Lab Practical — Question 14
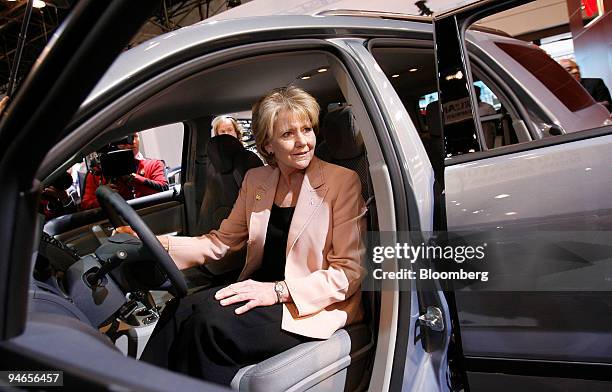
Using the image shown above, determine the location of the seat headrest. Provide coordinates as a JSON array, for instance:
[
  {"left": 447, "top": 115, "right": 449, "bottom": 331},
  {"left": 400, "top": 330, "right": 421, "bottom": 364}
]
[
  {"left": 426, "top": 101, "right": 442, "bottom": 137},
  {"left": 208, "top": 135, "right": 245, "bottom": 174},
  {"left": 321, "top": 106, "right": 365, "bottom": 160}
]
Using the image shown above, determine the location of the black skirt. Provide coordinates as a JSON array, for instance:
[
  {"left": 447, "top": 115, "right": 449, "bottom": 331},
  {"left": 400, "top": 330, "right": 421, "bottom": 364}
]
[{"left": 140, "top": 286, "right": 313, "bottom": 386}]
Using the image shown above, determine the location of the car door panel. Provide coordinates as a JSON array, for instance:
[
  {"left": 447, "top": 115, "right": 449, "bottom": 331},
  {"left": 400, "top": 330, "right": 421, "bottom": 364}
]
[
  {"left": 446, "top": 130, "right": 612, "bottom": 364},
  {"left": 446, "top": 132, "right": 612, "bottom": 232}
]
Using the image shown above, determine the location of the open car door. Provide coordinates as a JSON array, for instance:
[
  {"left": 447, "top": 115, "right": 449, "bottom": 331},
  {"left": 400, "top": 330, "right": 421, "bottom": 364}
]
[{"left": 434, "top": 0, "right": 612, "bottom": 391}]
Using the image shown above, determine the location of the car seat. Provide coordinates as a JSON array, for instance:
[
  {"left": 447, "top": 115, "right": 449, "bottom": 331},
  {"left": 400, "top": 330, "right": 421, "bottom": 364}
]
[
  {"left": 196, "top": 135, "right": 263, "bottom": 277},
  {"left": 231, "top": 106, "right": 378, "bottom": 391},
  {"left": 315, "top": 105, "right": 372, "bottom": 203}
]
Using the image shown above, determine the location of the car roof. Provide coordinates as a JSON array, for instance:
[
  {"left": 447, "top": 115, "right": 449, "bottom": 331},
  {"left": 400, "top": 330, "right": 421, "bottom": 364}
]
[
  {"left": 85, "top": 15, "right": 433, "bottom": 107},
  {"left": 205, "top": 0, "right": 475, "bottom": 21}
]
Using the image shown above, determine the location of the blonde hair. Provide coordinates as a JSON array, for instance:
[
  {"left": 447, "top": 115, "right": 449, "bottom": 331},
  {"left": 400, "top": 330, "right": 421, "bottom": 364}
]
[
  {"left": 212, "top": 116, "right": 243, "bottom": 139},
  {"left": 252, "top": 85, "right": 320, "bottom": 165}
]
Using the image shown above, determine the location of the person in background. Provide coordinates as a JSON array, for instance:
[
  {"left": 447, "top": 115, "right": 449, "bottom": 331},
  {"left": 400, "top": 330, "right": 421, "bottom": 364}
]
[
  {"left": 559, "top": 58, "right": 611, "bottom": 112},
  {"left": 81, "top": 133, "right": 168, "bottom": 210},
  {"left": 212, "top": 115, "right": 243, "bottom": 140}
]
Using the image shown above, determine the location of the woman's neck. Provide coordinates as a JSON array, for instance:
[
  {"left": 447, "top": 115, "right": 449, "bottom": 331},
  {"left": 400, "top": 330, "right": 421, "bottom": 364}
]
[{"left": 277, "top": 165, "right": 304, "bottom": 188}]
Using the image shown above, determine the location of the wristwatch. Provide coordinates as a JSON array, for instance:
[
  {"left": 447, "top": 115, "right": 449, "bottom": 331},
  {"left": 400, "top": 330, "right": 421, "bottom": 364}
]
[{"left": 274, "top": 281, "right": 285, "bottom": 304}]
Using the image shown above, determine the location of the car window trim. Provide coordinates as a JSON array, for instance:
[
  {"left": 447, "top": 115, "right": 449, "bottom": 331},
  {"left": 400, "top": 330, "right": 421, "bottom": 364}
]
[
  {"left": 367, "top": 37, "right": 434, "bottom": 51},
  {"left": 446, "top": 123, "right": 612, "bottom": 165}
]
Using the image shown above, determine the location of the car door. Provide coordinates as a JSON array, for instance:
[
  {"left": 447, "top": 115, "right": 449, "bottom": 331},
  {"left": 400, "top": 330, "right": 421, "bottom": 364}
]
[{"left": 433, "top": 0, "right": 612, "bottom": 390}]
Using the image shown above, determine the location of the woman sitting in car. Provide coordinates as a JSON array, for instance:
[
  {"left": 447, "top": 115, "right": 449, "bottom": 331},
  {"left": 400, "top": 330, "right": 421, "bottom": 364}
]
[{"left": 139, "top": 85, "right": 367, "bottom": 386}]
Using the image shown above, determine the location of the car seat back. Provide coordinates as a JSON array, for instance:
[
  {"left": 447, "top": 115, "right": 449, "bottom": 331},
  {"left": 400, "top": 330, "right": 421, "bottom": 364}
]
[
  {"left": 318, "top": 105, "right": 372, "bottom": 203},
  {"left": 197, "top": 135, "right": 263, "bottom": 276}
]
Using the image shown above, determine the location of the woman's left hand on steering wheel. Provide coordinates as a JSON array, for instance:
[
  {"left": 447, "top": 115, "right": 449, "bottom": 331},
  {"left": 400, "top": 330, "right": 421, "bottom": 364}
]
[{"left": 215, "top": 279, "right": 278, "bottom": 314}]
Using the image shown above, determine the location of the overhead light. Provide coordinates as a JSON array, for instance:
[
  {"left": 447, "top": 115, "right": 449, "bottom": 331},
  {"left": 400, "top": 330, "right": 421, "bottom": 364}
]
[
  {"left": 33, "top": 0, "right": 46, "bottom": 8},
  {"left": 317, "top": 68, "right": 328, "bottom": 73},
  {"left": 391, "top": 74, "right": 400, "bottom": 78},
  {"left": 301, "top": 76, "right": 311, "bottom": 80},
  {"left": 409, "top": 68, "right": 418, "bottom": 72}
]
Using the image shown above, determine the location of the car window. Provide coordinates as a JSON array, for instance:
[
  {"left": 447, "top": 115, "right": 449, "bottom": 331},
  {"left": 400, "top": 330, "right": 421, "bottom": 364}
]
[
  {"left": 418, "top": 77, "right": 524, "bottom": 153},
  {"left": 376, "top": 0, "right": 610, "bottom": 159},
  {"left": 473, "top": 0, "right": 611, "bottom": 137},
  {"left": 40, "top": 123, "right": 184, "bottom": 220},
  {"left": 495, "top": 42, "right": 594, "bottom": 112}
]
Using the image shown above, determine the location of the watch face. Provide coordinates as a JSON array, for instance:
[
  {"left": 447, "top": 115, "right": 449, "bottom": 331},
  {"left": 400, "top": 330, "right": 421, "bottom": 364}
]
[{"left": 275, "top": 282, "right": 283, "bottom": 292}]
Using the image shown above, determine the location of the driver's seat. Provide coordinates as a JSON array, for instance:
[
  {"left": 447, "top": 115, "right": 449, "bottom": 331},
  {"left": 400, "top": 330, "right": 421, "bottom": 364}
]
[
  {"left": 230, "top": 324, "right": 373, "bottom": 391},
  {"left": 230, "top": 106, "right": 376, "bottom": 391}
]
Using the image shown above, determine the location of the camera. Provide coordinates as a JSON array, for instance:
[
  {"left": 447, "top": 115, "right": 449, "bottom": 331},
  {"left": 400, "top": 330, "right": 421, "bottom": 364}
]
[
  {"left": 86, "top": 140, "right": 136, "bottom": 180},
  {"left": 100, "top": 149, "right": 137, "bottom": 179}
]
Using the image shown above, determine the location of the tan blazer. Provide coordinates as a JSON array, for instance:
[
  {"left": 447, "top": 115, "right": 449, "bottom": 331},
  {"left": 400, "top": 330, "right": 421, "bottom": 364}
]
[{"left": 158, "top": 156, "right": 367, "bottom": 339}]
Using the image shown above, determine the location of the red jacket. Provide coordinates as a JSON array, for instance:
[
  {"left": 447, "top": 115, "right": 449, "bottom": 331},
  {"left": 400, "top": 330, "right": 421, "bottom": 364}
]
[{"left": 81, "top": 158, "right": 168, "bottom": 210}]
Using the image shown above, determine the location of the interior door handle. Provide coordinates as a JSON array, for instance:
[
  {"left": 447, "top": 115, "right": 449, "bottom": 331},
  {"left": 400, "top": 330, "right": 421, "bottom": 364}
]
[{"left": 419, "top": 306, "right": 445, "bottom": 332}]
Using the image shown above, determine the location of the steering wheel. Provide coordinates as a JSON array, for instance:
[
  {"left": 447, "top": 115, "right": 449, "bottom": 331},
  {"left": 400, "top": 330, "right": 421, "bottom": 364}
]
[{"left": 95, "top": 185, "right": 188, "bottom": 298}]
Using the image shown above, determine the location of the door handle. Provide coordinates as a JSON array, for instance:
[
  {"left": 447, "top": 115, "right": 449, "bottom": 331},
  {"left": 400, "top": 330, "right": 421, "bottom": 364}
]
[{"left": 419, "top": 306, "right": 444, "bottom": 332}]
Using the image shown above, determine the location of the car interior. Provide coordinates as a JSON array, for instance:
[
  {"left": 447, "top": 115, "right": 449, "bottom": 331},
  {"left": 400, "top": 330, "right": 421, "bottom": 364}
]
[{"left": 28, "top": 48, "right": 392, "bottom": 390}]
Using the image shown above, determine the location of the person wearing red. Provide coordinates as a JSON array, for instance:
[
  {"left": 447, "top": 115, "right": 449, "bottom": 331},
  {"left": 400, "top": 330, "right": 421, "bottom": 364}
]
[{"left": 81, "top": 133, "right": 169, "bottom": 210}]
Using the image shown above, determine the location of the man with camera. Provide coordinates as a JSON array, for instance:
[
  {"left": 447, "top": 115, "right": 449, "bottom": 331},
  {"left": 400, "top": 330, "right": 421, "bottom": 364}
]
[{"left": 80, "top": 133, "right": 169, "bottom": 210}]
